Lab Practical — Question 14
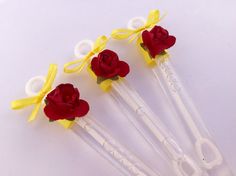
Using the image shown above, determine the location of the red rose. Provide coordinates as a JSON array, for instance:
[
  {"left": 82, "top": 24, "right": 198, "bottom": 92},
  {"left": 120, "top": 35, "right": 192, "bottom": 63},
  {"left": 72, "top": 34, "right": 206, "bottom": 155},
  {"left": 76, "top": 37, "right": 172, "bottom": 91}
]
[
  {"left": 142, "top": 26, "right": 176, "bottom": 58},
  {"left": 44, "top": 83, "right": 89, "bottom": 121},
  {"left": 91, "top": 49, "right": 130, "bottom": 79}
]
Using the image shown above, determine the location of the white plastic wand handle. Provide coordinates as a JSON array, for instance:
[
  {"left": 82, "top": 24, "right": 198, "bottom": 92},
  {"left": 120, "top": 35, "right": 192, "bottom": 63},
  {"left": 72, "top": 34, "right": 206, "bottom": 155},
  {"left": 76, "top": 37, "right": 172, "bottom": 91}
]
[
  {"left": 127, "top": 15, "right": 230, "bottom": 175},
  {"left": 112, "top": 81, "right": 205, "bottom": 176},
  {"left": 24, "top": 75, "right": 159, "bottom": 176},
  {"left": 72, "top": 118, "right": 159, "bottom": 176},
  {"left": 153, "top": 60, "right": 223, "bottom": 169}
]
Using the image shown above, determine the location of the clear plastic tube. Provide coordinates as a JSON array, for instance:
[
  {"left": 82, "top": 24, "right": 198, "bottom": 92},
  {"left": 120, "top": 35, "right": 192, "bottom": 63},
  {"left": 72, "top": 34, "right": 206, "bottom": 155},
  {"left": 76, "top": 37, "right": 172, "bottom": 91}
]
[
  {"left": 110, "top": 80, "right": 207, "bottom": 176},
  {"left": 23, "top": 73, "right": 161, "bottom": 176},
  {"left": 152, "top": 59, "right": 234, "bottom": 176},
  {"left": 71, "top": 117, "right": 161, "bottom": 176}
]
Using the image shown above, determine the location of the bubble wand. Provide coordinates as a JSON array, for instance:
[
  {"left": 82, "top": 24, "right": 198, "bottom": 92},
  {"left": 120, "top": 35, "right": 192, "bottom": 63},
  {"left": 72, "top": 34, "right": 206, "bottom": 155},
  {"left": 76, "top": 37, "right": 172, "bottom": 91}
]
[
  {"left": 64, "top": 36, "right": 204, "bottom": 176},
  {"left": 111, "top": 9, "right": 233, "bottom": 176},
  {"left": 11, "top": 64, "right": 162, "bottom": 176}
]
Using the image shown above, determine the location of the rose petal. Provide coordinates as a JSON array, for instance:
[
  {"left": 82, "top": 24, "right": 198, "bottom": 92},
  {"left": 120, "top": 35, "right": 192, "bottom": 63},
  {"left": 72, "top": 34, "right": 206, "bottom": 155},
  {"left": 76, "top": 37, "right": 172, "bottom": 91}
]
[
  {"left": 44, "top": 84, "right": 90, "bottom": 121},
  {"left": 53, "top": 102, "right": 75, "bottom": 117},
  {"left": 165, "top": 36, "right": 176, "bottom": 48},
  {"left": 91, "top": 49, "right": 129, "bottom": 79},
  {"left": 142, "top": 30, "right": 153, "bottom": 47},
  {"left": 142, "top": 26, "right": 176, "bottom": 58},
  {"left": 150, "top": 26, "right": 159, "bottom": 33},
  {"left": 142, "top": 30, "right": 160, "bottom": 58},
  {"left": 99, "top": 50, "right": 119, "bottom": 73},
  {"left": 44, "top": 103, "right": 63, "bottom": 121},
  {"left": 118, "top": 61, "right": 130, "bottom": 77},
  {"left": 46, "top": 87, "right": 63, "bottom": 104},
  {"left": 153, "top": 43, "right": 166, "bottom": 55},
  {"left": 73, "top": 88, "right": 80, "bottom": 99},
  {"left": 100, "top": 49, "right": 119, "bottom": 63},
  {"left": 62, "top": 84, "right": 80, "bottom": 103},
  {"left": 58, "top": 83, "right": 74, "bottom": 94},
  {"left": 75, "top": 99, "right": 89, "bottom": 117},
  {"left": 102, "top": 69, "right": 119, "bottom": 79},
  {"left": 91, "top": 57, "right": 103, "bottom": 77},
  {"left": 158, "top": 26, "right": 169, "bottom": 39}
]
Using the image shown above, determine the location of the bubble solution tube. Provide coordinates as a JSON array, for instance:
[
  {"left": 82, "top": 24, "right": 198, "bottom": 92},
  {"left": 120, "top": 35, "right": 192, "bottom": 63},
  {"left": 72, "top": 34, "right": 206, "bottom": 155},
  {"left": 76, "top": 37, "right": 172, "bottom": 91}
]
[
  {"left": 64, "top": 36, "right": 206, "bottom": 176},
  {"left": 11, "top": 64, "right": 162, "bottom": 176},
  {"left": 111, "top": 9, "right": 234, "bottom": 176}
]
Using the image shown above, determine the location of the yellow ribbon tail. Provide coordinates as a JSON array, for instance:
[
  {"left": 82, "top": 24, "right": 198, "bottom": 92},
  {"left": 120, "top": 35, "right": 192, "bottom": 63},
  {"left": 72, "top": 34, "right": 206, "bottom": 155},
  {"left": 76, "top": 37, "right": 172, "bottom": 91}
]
[
  {"left": 42, "top": 64, "right": 57, "bottom": 90},
  {"left": 111, "top": 9, "right": 162, "bottom": 41},
  {"left": 11, "top": 96, "right": 39, "bottom": 110},
  {"left": 64, "top": 35, "right": 109, "bottom": 74},
  {"left": 146, "top": 9, "right": 160, "bottom": 27},
  {"left": 128, "top": 33, "right": 141, "bottom": 43},
  {"left": 111, "top": 29, "right": 135, "bottom": 40},
  {"left": 159, "top": 11, "right": 167, "bottom": 22},
  {"left": 11, "top": 64, "right": 58, "bottom": 122},
  {"left": 93, "top": 35, "right": 109, "bottom": 52},
  {"left": 28, "top": 103, "right": 41, "bottom": 122},
  {"left": 64, "top": 59, "right": 85, "bottom": 74}
]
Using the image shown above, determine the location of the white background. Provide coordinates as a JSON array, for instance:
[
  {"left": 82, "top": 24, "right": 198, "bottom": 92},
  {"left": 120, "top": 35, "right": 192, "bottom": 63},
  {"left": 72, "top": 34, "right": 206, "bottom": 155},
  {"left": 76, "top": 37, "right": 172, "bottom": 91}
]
[{"left": 0, "top": 0, "right": 235, "bottom": 175}]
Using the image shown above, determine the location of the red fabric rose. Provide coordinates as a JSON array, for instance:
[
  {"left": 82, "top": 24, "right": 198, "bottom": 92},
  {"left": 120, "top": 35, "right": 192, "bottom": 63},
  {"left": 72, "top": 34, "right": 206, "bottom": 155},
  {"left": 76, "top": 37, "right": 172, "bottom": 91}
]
[
  {"left": 91, "top": 49, "right": 130, "bottom": 79},
  {"left": 142, "top": 26, "right": 176, "bottom": 58},
  {"left": 44, "top": 83, "right": 89, "bottom": 121}
]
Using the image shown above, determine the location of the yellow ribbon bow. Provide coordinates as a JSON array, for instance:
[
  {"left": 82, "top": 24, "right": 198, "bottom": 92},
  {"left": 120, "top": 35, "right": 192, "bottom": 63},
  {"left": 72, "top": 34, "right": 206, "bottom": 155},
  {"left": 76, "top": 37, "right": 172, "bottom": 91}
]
[
  {"left": 64, "top": 35, "right": 108, "bottom": 74},
  {"left": 11, "top": 64, "right": 57, "bottom": 122},
  {"left": 111, "top": 10, "right": 161, "bottom": 42}
]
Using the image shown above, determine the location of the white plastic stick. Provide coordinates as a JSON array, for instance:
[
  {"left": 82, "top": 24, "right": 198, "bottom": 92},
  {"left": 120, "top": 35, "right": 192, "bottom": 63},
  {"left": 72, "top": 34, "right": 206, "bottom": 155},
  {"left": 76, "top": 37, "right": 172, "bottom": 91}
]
[
  {"left": 152, "top": 61, "right": 223, "bottom": 169},
  {"left": 127, "top": 16, "right": 224, "bottom": 171},
  {"left": 25, "top": 76, "right": 160, "bottom": 176},
  {"left": 112, "top": 81, "right": 205, "bottom": 176},
  {"left": 73, "top": 38, "right": 205, "bottom": 176},
  {"left": 73, "top": 118, "right": 160, "bottom": 176}
]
